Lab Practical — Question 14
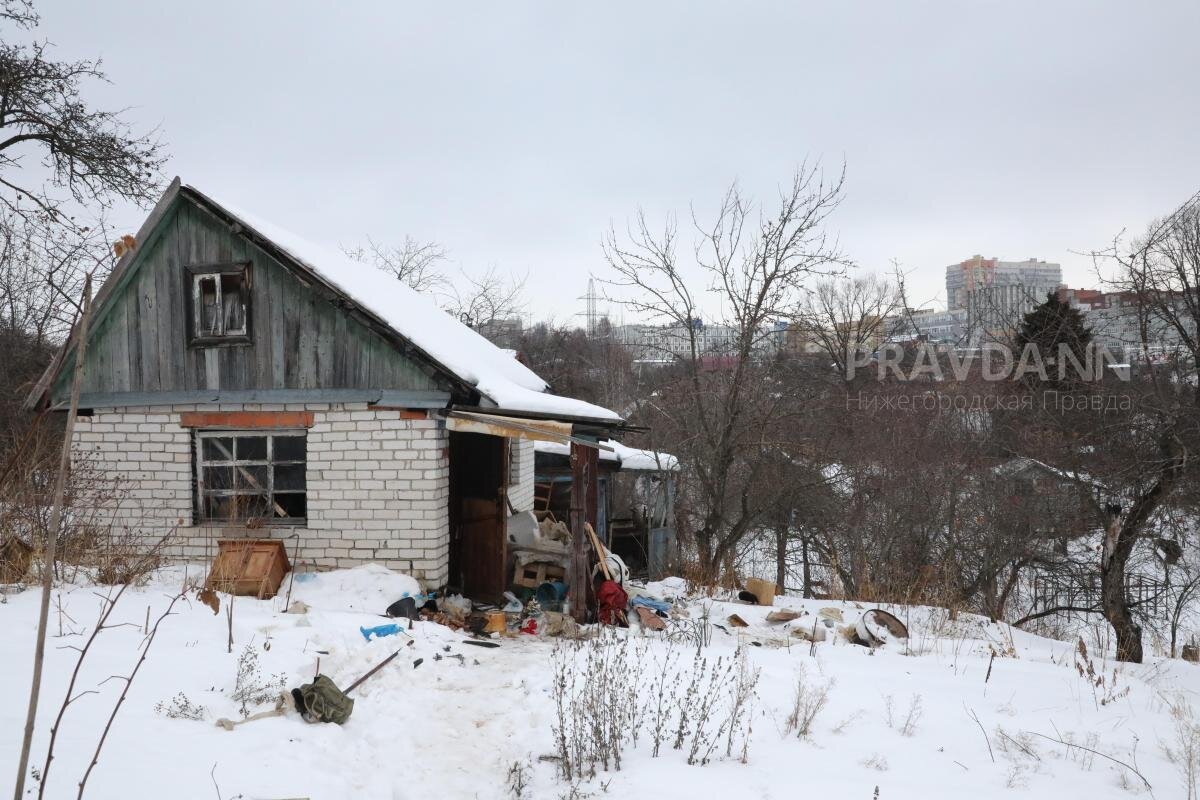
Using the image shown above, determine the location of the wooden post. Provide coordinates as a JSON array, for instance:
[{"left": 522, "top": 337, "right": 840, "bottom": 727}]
[
  {"left": 14, "top": 276, "right": 92, "bottom": 800},
  {"left": 568, "top": 442, "right": 591, "bottom": 623}
]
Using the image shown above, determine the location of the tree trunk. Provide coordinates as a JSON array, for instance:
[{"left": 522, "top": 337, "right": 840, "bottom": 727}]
[
  {"left": 801, "top": 534, "right": 813, "bottom": 599},
  {"left": 694, "top": 530, "right": 717, "bottom": 585},
  {"left": 1100, "top": 510, "right": 1144, "bottom": 663},
  {"left": 774, "top": 525, "right": 787, "bottom": 594}
]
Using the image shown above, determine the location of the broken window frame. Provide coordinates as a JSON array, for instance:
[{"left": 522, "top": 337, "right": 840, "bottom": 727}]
[
  {"left": 194, "top": 429, "right": 306, "bottom": 525},
  {"left": 187, "top": 262, "right": 252, "bottom": 345}
]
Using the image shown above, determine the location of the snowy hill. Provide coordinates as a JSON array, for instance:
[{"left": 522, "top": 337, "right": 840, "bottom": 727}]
[{"left": 3, "top": 565, "right": 1198, "bottom": 799}]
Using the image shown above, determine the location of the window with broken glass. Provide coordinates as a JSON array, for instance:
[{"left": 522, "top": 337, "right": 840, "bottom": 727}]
[
  {"left": 189, "top": 263, "right": 250, "bottom": 343},
  {"left": 195, "top": 431, "right": 306, "bottom": 523}
]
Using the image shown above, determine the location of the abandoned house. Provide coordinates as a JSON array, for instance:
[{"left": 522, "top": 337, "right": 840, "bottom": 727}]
[{"left": 26, "top": 178, "right": 628, "bottom": 600}]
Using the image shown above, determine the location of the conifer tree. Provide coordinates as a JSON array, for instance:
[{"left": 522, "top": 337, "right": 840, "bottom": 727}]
[{"left": 1014, "top": 291, "right": 1094, "bottom": 388}]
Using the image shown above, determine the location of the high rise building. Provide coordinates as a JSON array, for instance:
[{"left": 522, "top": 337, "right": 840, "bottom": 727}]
[
  {"left": 945, "top": 255, "right": 1062, "bottom": 339},
  {"left": 945, "top": 255, "right": 1062, "bottom": 311}
]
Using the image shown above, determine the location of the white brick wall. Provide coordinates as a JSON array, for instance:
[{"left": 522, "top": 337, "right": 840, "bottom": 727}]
[
  {"left": 71, "top": 403, "right": 451, "bottom": 586},
  {"left": 508, "top": 438, "right": 535, "bottom": 513}
]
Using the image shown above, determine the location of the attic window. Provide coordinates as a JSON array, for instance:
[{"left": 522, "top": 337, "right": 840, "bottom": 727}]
[{"left": 189, "top": 262, "right": 250, "bottom": 344}]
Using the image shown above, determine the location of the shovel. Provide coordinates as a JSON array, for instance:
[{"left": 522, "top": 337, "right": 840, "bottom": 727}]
[{"left": 291, "top": 646, "right": 406, "bottom": 723}]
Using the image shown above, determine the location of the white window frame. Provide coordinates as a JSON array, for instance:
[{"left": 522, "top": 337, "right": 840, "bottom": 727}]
[{"left": 188, "top": 262, "right": 250, "bottom": 343}]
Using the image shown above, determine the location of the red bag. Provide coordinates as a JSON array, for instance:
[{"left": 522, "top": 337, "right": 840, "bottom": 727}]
[{"left": 596, "top": 580, "right": 629, "bottom": 625}]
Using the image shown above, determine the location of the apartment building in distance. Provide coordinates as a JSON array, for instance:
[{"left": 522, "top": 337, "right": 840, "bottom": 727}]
[
  {"left": 945, "top": 255, "right": 1063, "bottom": 340},
  {"left": 1058, "top": 287, "right": 1198, "bottom": 359},
  {"left": 945, "top": 255, "right": 1063, "bottom": 311}
]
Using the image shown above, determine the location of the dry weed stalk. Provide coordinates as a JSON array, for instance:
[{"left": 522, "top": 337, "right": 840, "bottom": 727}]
[
  {"left": 1161, "top": 696, "right": 1200, "bottom": 799},
  {"left": 785, "top": 664, "right": 832, "bottom": 739}
]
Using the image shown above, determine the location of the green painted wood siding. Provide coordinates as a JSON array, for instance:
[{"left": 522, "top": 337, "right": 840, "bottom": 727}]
[{"left": 51, "top": 196, "right": 447, "bottom": 404}]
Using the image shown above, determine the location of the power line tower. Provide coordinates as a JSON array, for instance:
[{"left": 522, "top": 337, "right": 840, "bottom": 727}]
[{"left": 578, "top": 278, "right": 603, "bottom": 336}]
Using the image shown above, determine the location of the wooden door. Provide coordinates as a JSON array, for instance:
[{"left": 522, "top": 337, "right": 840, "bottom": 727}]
[{"left": 449, "top": 432, "right": 508, "bottom": 602}]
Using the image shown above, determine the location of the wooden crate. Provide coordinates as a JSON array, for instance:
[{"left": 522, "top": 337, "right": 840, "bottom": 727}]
[
  {"left": 512, "top": 560, "right": 566, "bottom": 589},
  {"left": 206, "top": 539, "right": 290, "bottom": 599}
]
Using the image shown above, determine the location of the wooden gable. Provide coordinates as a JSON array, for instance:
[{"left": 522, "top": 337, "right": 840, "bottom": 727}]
[{"left": 46, "top": 188, "right": 458, "bottom": 407}]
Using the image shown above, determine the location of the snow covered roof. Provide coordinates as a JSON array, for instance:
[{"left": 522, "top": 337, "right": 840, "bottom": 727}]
[
  {"left": 534, "top": 439, "right": 679, "bottom": 471},
  {"left": 182, "top": 184, "right": 620, "bottom": 422}
]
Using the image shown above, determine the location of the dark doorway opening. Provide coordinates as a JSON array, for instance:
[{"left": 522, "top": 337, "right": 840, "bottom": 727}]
[{"left": 448, "top": 431, "right": 508, "bottom": 602}]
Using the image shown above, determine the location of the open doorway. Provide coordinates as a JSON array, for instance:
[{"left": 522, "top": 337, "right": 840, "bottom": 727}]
[{"left": 448, "top": 431, "right": 508, "bottom": 602}]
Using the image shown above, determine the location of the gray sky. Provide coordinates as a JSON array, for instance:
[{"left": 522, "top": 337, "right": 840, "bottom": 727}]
[{"left": 33, "top": 0, "right": 1200, "bottom": 322}]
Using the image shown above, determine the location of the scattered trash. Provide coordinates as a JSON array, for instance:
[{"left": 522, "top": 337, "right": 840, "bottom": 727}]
[
  {"left": 413, "top": 658, "right": 423, "bottom": 669},
  {"left": 440, "top": 593, "right": 472, "bottom": 619},
  {"left": 629, "top": 595, "right": 671, "bottom": 615},
  {"left": 856, "top": 609, "right": 909, "bottom": 647},
  {"left": 360, "top": 623, "right": 408, "bottom": 642},
  {"left": 818, "top": 607, "right": 844, "bottom": 624},
  {"left": 591, "top": 552, "right": 630, "bottom": 586},
  {"left": 462, "top": 639, "right": 500, "bottom": 649},
  {"left": 596, "top": 578, "right": 628, "bottom": 625},
  {"left": 538, "top": 517, "right": 570, "bottom": 542},
  {"left": 483, "top": 610, "right": 507, "bottom": 634},
  {"left": 534, "top": 580, "right": 567, "bottom": 611},
  {"left": 727, "top": 614, "right": 749, "bottom": 628},
  {"left": 285, "top": 600, "right": 309, "bottom": 615},
  {"left": 766, "top": 609, "right": 802, "bottom": 623},
  {"left": 507, "top": 510, "right": 541, "bottom": 547},
  {"left": 502, "top": 591, "right": 524, "bottom": 613},
  {"left": 291, "top": 675, "right": 355, "bottom": 725},
  {"left": 744, "top": 577, "right": 776, "bottom": 607},
  {"left": 635, "top": 606, "right": 666, "bottom": 631},
  {"left": 292, "top": 646, "right": 406, "bottom": 724},
  {"left": 216, "top": 694, "right": 288, "bottom": 731},
  {"left": 792, "top": 624, "right": 827, "bottom": 642},
  {"left": 385, "top": 596, "right": 418, "bottom": 621},
  {"left": 541, "top": 611, "right": 584, "bottom": 639}
]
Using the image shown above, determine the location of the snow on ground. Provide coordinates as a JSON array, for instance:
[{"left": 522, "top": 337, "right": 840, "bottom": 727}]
[{"left": 3, "top": 565, "right": 1199, "bottom": 799}]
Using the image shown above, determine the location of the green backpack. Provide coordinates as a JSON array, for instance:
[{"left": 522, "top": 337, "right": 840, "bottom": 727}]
[{"left": 292, "top": 674, "right": 354, "bottom": 725}]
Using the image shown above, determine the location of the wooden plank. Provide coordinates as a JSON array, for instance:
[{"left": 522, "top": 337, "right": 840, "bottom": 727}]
[
  {"left": 179, "top": 410, "right": 314, "bottom": 428},
  {"left": 125, "top": 280, "right": 143, "bottom": 390},
  {"left": 108, "top": 301, "right": 130, "bottom": 392}
]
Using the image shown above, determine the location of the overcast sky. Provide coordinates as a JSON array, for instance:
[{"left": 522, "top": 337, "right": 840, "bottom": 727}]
[{"left": 32, "top": 0, "right": 1200, "bottom": 322}]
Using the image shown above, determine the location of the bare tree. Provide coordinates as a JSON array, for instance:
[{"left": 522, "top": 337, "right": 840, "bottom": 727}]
[
  {"left": 794, "top": 273, "right": 902, "bottom": 375},
  {"left": 1048, "top": 190, "right": 1200, "bottom": 662},
  {"left": 344, "top": 234, "right": 527, "bottom": 344},
  {"left": 0, "top": 0, "right": 36, "bottom": 28},
  {"left": 1109, "top": 194, "right": 1200, "bottom": 375},
  {"left": 0, "top": 11, "right": 166, "bottom": 222},
  {"left": 603, "top": 163, "right": 849, "bottom": 582},
  {"left": 343, "top": 235, "right": 450, "bottom": 294},
  {"left": 447, "top": 264, "right": 527, "bottom": 336}
]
